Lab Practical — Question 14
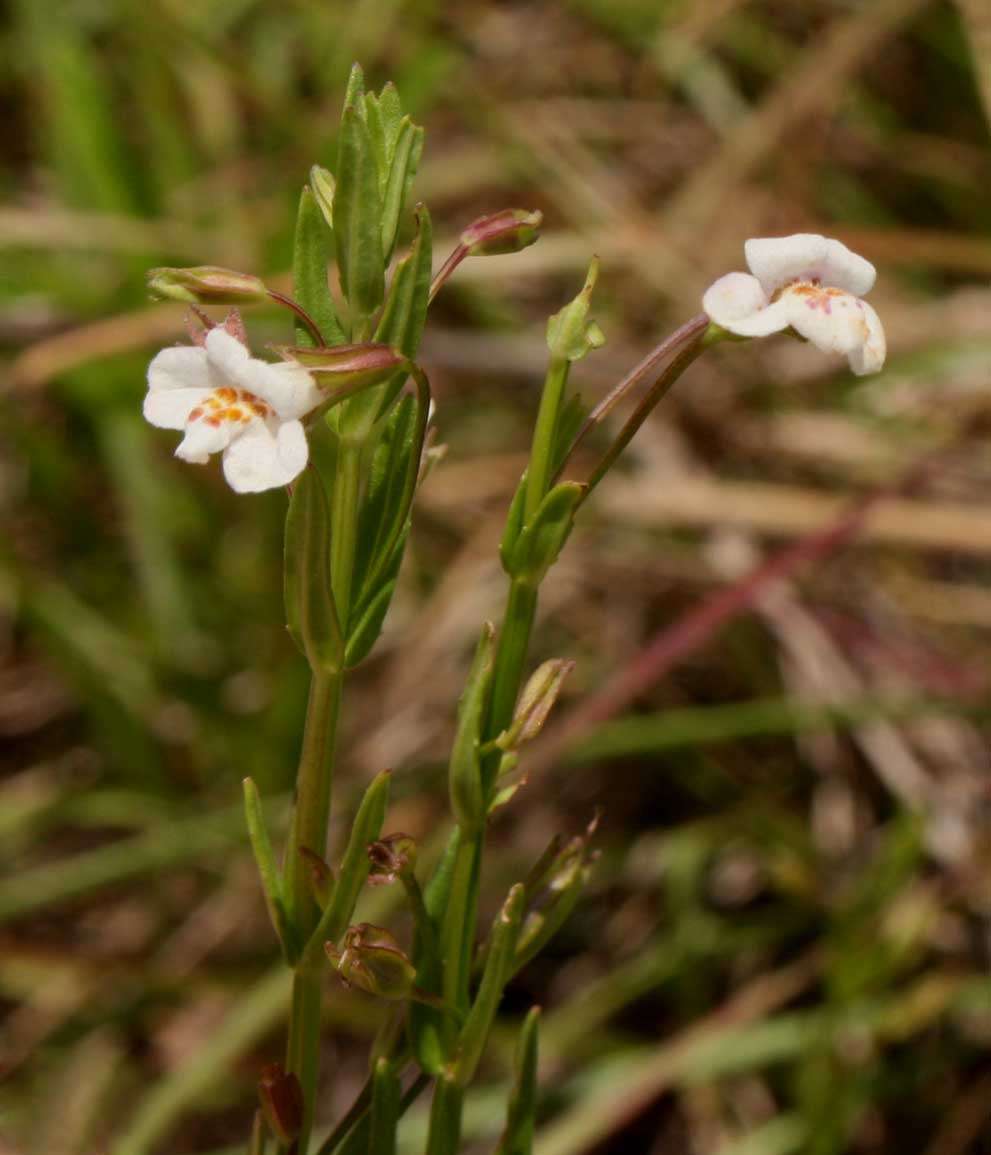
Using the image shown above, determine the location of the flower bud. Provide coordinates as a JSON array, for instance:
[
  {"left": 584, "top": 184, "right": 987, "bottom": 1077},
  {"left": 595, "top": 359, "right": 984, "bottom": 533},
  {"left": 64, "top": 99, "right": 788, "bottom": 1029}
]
[
  {"left": 326, "top": 923, "right": 417, "bottom": 1001},
  {"left": 367, "top": 833, "right": 418, "bottom": 886},
  {"left": 147, "top": 265, "right": 270, "bottom": 305},
  {"left": 309, "top": 165, "right": 336, "bottom": 228},
  {"left": 460, "top": 209, "right": 543, "bottom": 256},
  {"left": 276, "top": 343, "right": 409, "bottom": 396},
  {"left": 546, "top": 258, "right": 605, "bottom": 362},
  {"left": 496, "top": 658, "right": 574, "bottom": 752},
  {"left": 257, "top": 1063, "right": 303, "bottom": 1145}
]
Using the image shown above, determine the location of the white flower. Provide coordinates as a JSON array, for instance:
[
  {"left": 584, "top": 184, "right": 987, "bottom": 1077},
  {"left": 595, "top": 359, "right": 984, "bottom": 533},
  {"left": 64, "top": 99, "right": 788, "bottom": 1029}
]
[
  {"left": 703, "top": 234, "right": 886, "bottom": 376},
  {"left": 144, "top": 327, "right": 324, "bottom": 493}
]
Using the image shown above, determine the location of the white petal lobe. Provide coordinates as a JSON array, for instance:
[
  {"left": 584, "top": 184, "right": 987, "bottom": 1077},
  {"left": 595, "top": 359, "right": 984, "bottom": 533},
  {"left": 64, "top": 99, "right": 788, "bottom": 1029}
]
[
  {"left": 222, "top": 418, "right": 309, "bottom": 493},
  {"left": 745, "top": 234, "right": 830, "bottom": 294},
  {"left": 148, "top": 346, "right": 214, "bottom": 393},
  {"left": 702, "top": 272, "right": 768, "bottom": 328},
  {"left": 143, "top": 387, "right": 210, "bottom": 431}
]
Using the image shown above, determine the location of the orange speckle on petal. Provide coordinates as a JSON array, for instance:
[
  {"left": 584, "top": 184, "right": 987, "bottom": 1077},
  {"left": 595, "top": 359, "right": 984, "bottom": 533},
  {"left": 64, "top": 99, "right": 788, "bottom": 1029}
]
[
  {"left": 188, "top": 406, "right": 204, "bottom": 421},
  {"left": 215, "top": 387, "right": 237, "bottom": 402}
]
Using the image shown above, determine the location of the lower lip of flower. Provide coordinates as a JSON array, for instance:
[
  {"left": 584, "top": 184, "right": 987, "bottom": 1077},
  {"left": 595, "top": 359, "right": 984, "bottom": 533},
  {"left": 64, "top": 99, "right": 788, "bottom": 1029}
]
[{"left": 188, "top": 388, "right": 272, "bottom": 427}]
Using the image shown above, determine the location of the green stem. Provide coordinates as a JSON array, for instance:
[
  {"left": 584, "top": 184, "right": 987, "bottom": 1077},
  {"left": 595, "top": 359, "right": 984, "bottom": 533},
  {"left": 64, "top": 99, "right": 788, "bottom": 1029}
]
[
  {"left": 330, "top": 440, "right": 363, "bottom": 623},
  {"left": 581, "top": 331, "right": 708, "bottom": 497},
  {"left": 283, "top": 434, "right": 364, "bottom": 1155},
  {"left": 524, "top": 356, "right": 570, "bottom": 523}
]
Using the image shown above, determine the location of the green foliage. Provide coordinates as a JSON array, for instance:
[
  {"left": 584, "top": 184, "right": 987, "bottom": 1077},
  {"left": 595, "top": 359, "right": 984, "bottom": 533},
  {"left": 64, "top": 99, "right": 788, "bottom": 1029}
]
[
  {"left": 284, "top": 467, "right": 344, "bottom": 673},
  {"left": 448, "top": 624, "right": 496, "bottom": 833}
]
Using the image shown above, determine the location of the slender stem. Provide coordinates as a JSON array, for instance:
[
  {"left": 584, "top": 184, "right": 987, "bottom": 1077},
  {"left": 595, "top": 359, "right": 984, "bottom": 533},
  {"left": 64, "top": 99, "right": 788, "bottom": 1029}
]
[
  {"left": 267, "top": 289, "right": 326, "bottom": 348},
  {"left": 525, "top": 356, "right": 570, "bottom": 523},
  {"left": 558, "top": 313, "right": 710, "bottom": 482},
  {"left": 283, "top": 432, "right": 364, "bottom": 1155},
  {"left": 282, "top": 672, "right": 342, "bottom": 1155},
  {"left": 581, "top": 329, "right": 709, "bottom": 497},
  {"left": 428, "top": 244, "right": 468, "bottom": 303},
  {"left": 285, "top": 673, "right": 343, "bottom": 933}
]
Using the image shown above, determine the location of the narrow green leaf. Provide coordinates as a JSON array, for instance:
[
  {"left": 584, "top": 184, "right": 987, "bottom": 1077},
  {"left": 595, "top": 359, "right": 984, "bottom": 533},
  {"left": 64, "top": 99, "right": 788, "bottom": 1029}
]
[
  {"left": 293, "top": 186, "right": 346, "bottom": 347},
  {"left": 379, "top": 118, "right": 418, "bottom": 261},
  {"left": 375, "top": 204, "right": 433, "bottom": 359},
  {"left": 499, "top": 474, "right": 529, "bottom": 576},
  {"left": 425, "top": 1076, "right": 463, "bottom": 1155},
  {"left": 303, "top": 769, "right": 391, "bottom": 964},
  {"left": 334, "top": 105, "right": 384, "bottom": 327},
  {"left": 449, "top": 624, "right": 496, "bottom": 835},
  {"left": 342, "top": 61, "right": 366, "bottom": 114},
  {"left": 507, "top": 481, "right": 586, "bottom": 584},
  {"left": 369, "top": 1058, "right": 400, "bottom": 1155},
  {"left": 550, "top": 390, "right": 588, "bottom": 478},
  {"left": 284, "top": 467, "right": 343, "bottom": 673},
  {"left": 453, "top": 884, "right": 526, "bottom": 1086},
  {"left": 350, "top": 395, "right": 417, "bottom": 602},
  {"left": 410, "top": 831, "right": 460, "bottom": 1075},
  {"left": 243, "top": 777, "right": 297, "bottom": 960},
  {"left": 344, "top": 574, "right": 399, "bottom": 668},
  {"left": 365, "top": 82, "right": 404, "bottom": 181},
  {"left": 495, "top": 1008, "right": 540, "bottom": 1155}
]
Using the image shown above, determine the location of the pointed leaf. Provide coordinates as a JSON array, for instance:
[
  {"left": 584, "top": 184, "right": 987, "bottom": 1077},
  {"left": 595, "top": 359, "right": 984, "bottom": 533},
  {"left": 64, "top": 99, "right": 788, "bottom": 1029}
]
[
  {"left": 495, "top": 1008, "right": 540, "bottom": 1155},
  {"left": 449, "top": 624, "right": 496, "bottom": 835},
  {"left": 303, "top": 769, "right": 391, "bottom": 964},
  {"left": 334, "top": 105, "right": 384, "bottom": 326},
  {"left": 284, "top": 467, "right": 343, "bottom": 673},
  {"left": 369, "top": 1058, "right": 400, "bottom": 1155},
  {"left": 293, "top": 186, "right": 346, "bottom": 347},
  {"left": 453, "top": 884, "right": 525, "bottom": 1086},
  {"left": 243, "top": 777, "right": 297, "bottom": 960},
  {"left": 507, "top": 481, "right": 585, "bottom": 584}
]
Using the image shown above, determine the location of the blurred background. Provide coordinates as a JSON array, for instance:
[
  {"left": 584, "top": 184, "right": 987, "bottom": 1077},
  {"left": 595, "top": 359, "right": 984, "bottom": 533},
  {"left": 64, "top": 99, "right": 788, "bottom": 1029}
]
[{"left": 3, "top": 1, "right": 991, "bottom": 1152}]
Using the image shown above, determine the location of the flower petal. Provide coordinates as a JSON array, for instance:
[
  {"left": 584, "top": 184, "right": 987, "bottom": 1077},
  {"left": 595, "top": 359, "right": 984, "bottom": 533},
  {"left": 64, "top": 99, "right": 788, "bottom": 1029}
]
[
  {"left": 779, "top": 285, "right": 885, "bottom": 374},
  {"left": 222, "top": 418, "right": 308, "bottom": 493},
  {"left": 147, "top": 345, "right": 214, "bottom": 393},
  {"left": 708, "top": 294, "right": 793, "bottom": 338},
  {"left": 702, "top": 272, "right": 769, "bottom": 328},
  {"left": 143, "top": 386, "right": 211, "bottom": 431},
  {"left": 175, "top": 415, "right": 237, "bottom": 464},
  {"left": 238, "top": 360, "right": 324, "bottom": 421},
  {"left": 745, "top": 234, "right": 831, "bottom": 294},
  {"left": 204, "top": 326, "right": 251, "bottom": 379},
  {"left": 846, "top": 300, "right": 886, "bottom": 376},
  {"left": 745, "top": 234, "right": 875, "bottom": 296},
  {"left": 821, "top": 238, "right": 876, "bottom": 297}
]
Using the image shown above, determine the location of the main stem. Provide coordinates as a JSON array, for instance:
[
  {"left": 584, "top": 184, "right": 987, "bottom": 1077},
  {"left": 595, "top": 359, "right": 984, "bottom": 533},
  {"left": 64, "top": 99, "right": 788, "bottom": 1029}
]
[{"left": 284, "top": 439, "right": 364, "bottom": 1155}]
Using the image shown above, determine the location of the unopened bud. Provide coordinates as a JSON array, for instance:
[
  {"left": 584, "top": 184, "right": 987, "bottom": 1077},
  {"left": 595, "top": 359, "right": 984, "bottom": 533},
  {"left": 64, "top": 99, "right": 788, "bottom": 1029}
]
[
  {"left": 258, "top": 1063, "right": 303, "bottom": 1145},
  {"left": 277, "top": 343, "right": 409, "bottom": 394},
  {"left": 310, "top": 165, "right": 336, "bottom": 228},
  {"left": 367, "top": 833, "right": 418, "bottom": 886},
  {"left": 497, "top": 659, "right": 575, "bottom": 752},
  {"left": 460, "top": 209, "right": 543, "bottom": 256},
  {"left": 326, "top": 923, "right": 417, "bottom": 1000},
  {"left": 546, "top": 258, "right": 605, "bottom": 362},
  {"left": 147, "top": 265, "right": 269, "bottom": 305}
]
